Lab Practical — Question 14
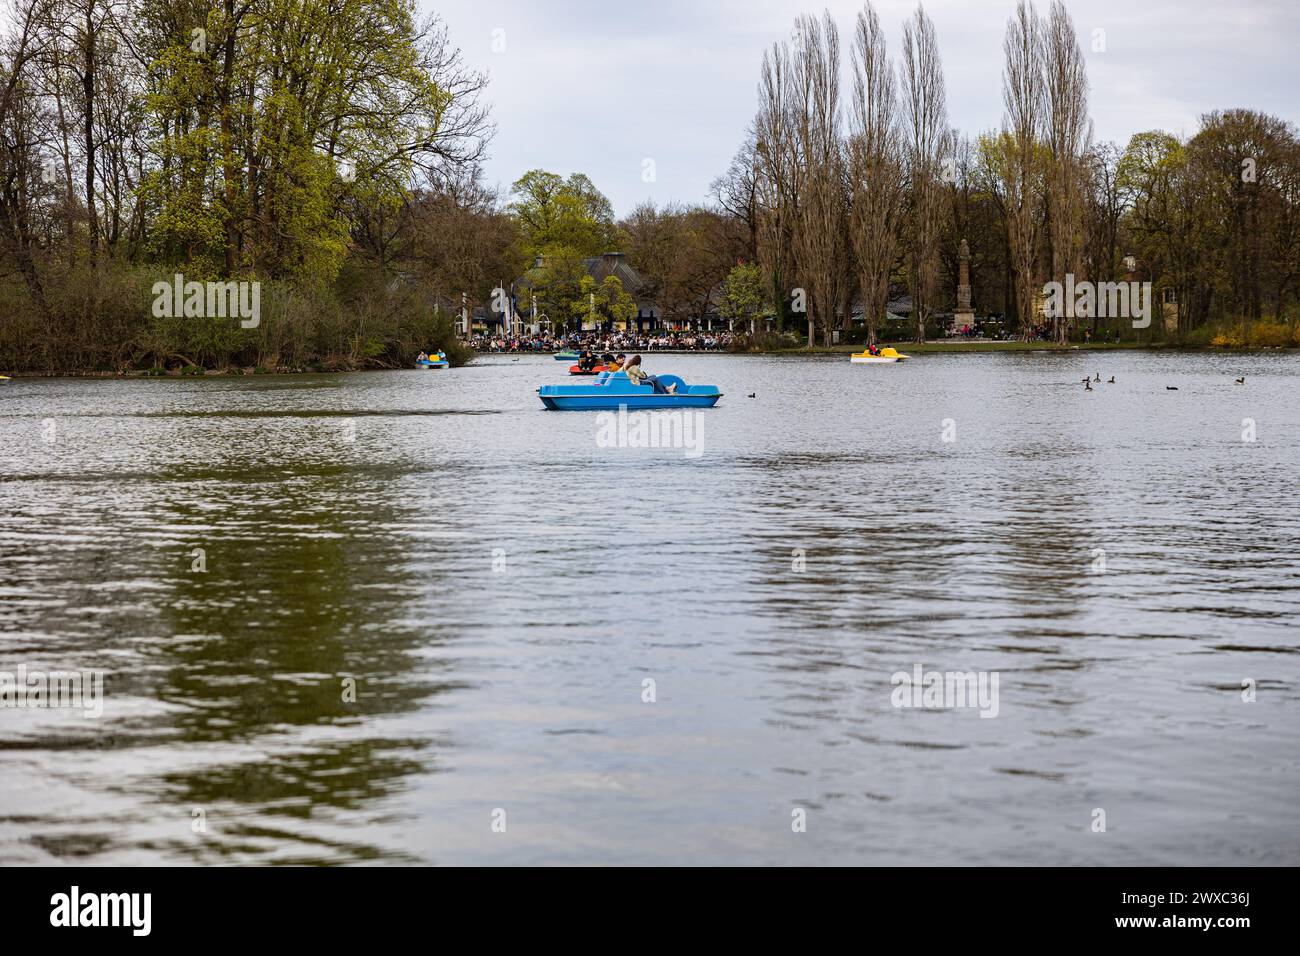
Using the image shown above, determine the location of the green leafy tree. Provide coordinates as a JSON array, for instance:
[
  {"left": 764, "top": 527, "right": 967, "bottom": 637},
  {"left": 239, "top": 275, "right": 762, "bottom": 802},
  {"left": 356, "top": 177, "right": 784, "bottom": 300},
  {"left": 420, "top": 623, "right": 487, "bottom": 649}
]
[
  {"left": 573, "top": 274, "right": 637, "bottom": 329},
  {"left": 508, "top": 170, "right": 617, "bottom": 258},
  {"left": 719, "top": 262, "right": 773, "bottom": 333},
  {"left": 526, "top": 249, "right": 589, "bottom": 330},
  {"left": 1117, "top": 131, "right": 1204, "bottom": 331},
  {"left": 141, "top": 0, "right": 474, "bottom": 283}
]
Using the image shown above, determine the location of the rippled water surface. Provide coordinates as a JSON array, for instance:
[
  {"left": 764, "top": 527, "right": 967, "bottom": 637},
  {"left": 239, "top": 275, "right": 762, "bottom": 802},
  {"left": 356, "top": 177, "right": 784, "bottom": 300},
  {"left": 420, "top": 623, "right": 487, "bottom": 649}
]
[{"left": 1, "top": 350, "right": 1298, "bottom": 865}]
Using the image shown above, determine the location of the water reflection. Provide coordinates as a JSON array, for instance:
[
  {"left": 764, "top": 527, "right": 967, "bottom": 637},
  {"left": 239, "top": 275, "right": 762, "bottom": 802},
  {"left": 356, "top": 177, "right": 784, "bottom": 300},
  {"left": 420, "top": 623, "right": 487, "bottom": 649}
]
[{"left": 1, "top": 352, "right": 1298, "bottom": 864}]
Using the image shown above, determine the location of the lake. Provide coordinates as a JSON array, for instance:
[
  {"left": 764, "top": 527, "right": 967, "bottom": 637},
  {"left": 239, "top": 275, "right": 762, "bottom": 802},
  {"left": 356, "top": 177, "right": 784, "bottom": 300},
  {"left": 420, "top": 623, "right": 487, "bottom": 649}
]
[{"left": 1, "top": 349, "right": 1297, "bottom": 865}]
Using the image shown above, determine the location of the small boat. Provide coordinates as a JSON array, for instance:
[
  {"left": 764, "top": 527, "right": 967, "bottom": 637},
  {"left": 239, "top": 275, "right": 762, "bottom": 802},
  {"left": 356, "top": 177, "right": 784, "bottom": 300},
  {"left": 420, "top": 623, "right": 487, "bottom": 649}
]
[
  {"left": 539, "top": 371, "right": 722, "bottom": 410},
  {"left": 850, "top": 346, "right": 909, "bottom": 364},
  {"left": 568, "top": 363, "right": 610, "bottom": 376},
  {"left": 416, "top": 351, "right": 449, "bottom": 369},
  {"left": 0, "top": 375, "right": 10, "bottom": 382},
  {"left": 554, "top": 350, "right": 580, "bottom": 361}
]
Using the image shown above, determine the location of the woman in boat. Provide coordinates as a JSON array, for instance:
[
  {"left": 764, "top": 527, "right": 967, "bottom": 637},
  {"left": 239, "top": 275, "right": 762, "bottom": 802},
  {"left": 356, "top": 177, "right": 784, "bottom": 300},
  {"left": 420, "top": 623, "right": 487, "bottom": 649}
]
[
  {"left": 417, "top": 351, "right": 428, "bottom": 362},
  {"left": 623, "top": 355, "right": 676, "bottom": 394},
  {"left": 578, "top": 349, "right": 597, "bottom": 371}
]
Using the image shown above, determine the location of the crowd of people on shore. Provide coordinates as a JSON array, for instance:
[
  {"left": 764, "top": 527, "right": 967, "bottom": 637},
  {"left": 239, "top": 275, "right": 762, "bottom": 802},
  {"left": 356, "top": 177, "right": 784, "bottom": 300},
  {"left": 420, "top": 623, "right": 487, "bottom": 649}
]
[{"left": 469, "top": 331, "right": 736, "bottom": 353}]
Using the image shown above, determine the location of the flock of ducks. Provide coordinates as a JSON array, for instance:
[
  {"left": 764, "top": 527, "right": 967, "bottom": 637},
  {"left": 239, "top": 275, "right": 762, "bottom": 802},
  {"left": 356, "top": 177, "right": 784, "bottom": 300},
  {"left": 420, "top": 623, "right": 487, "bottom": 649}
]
[
  {"left": 1082, "top": 373, "right": 1245, "bottom": 391},
  {"left": 1080, "top": 372, "right": 1115, "bottom": 391}
]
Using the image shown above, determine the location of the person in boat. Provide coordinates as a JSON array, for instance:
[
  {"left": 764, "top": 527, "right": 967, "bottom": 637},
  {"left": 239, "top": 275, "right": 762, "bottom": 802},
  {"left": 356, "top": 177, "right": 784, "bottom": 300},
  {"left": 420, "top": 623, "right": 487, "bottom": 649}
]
[
  {"left": 623, "top": 354, "right": 676, "bottom": 394},
  {"left": 578, "top": 349, "right": 597, "bottom": 371},
  {"left": 867, "top": 342, "right": 881, "bottom": 356},
  {"left": 600, "top": 352, "right": 616, "bottom": 371},
  {"left": 595, "top": 353, "right": 624, "bottom": 384},
  {"left": 417, "top": 351, "right": 428, "bottom": 362}
]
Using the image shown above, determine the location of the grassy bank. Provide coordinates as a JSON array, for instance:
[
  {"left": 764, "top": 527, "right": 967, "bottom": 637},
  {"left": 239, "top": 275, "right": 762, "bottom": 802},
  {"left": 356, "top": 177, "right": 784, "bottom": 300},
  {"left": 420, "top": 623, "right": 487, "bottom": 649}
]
[
  {"left": 782, "top": 339, "right": 1164, "bottom": 354},
  {"left": 778, "top": 325, "right": 1300, "bottom": 355}
]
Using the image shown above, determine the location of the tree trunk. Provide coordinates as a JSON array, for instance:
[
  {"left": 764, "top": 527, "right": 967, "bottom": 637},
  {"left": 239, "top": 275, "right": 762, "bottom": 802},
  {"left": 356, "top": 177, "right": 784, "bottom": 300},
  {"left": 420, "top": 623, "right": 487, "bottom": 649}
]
[
  {"left": 83, "top": 8, "right": 98, "bottom": 267},
  {"left": 221, "top": 0, "right": 239, "bottom": 275}
]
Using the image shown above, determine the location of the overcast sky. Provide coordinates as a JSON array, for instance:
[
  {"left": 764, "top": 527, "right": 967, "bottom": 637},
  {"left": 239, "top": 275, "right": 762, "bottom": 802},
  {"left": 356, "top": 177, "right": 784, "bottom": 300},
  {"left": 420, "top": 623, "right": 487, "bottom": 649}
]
[{"left": 424, "top": 0, "right": 1300, "bottom": 217}]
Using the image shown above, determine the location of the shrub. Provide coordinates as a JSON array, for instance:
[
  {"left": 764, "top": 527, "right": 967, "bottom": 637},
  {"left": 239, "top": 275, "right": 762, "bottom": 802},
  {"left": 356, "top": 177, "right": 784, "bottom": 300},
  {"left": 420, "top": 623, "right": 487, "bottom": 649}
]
[
  {"left": 1247, "top": 321, "right": 1292, "bottom": 348},
  {"left": 728, "top": 331, "right": 799, "bottom": 352},
  {"left": 0, "top": 257, "right": 472, "bottom": 373},
  {"left": 1207, "top": 320, "right": 1247, "bottom": 347}
]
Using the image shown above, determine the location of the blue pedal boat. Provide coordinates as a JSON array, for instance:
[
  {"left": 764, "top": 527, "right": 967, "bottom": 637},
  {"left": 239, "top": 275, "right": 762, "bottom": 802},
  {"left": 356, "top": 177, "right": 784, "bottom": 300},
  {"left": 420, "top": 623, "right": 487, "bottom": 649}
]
[
  {"left": 416, "top": 351, "right": 449, "bottom": 369},
  {"left": 538, "top": 371, "right": 722, "bottom": 410}
]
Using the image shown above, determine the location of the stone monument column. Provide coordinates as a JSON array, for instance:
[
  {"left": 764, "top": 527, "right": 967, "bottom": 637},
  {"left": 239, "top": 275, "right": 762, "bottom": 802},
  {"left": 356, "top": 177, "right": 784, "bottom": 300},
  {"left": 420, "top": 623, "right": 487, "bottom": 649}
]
[{"left": 953, "top": 238, "right": 975, "bottom": 335}]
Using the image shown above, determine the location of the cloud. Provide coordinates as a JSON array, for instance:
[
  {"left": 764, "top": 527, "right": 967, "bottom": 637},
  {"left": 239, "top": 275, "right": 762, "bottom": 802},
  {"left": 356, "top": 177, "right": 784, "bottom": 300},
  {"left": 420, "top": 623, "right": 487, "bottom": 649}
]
[{"left": 425, "top": 0, "right": 1300, "bottom": 216}]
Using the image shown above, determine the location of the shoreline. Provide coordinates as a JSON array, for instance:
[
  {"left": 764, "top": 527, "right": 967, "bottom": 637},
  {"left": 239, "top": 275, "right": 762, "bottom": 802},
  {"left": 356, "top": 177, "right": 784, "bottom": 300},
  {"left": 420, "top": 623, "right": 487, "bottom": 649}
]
[
  {"left": 781, "top": 340, "right": 1161, "bottom": 354},
  {"left": 2, "top": 340, "right": 1295, "bottom": 378}
]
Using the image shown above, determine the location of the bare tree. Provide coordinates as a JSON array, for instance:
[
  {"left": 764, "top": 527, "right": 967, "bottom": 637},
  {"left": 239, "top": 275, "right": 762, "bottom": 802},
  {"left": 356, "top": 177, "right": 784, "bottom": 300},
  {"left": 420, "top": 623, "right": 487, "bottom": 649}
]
[
  {"left": 847, "top": 1, "right": 904, "bottom": 345},
  {"left": 753, "top": 39, "right": 799, "bottom": 335},
  {"left": 1080, "top": 140, "right": 1123, "bottom": 331},
  {"left": 1000, "top": 0, "right": 1045, "bottom": 337},
  {"left": 91, "top": 24, "right": 145, "bottom": 255},
  {"left": 37, "top": 0, "right": 122, "bottom": 268},
  {"left": 709, "top": 133, "right": 759, "bottom": 262},
  {"left": 1044, "top": 0, "right": 1089, "bottom": 342},
  {"left": 900, "top": 3, "right": 948, "bottom": 343},
  {"left": 791, "top": 10, "right": 847, "bottom": 347},
  {"left": 0, "top": 0, "right": 54, "bottom": 319}
]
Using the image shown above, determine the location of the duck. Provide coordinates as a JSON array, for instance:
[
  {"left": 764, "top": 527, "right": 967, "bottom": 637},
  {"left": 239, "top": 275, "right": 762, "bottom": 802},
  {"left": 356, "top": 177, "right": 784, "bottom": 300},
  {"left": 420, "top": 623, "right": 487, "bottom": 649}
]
[
  {"left": 1094, "top": 373, "right": 1101, "bottom": 382},
  {"left": 1084, "top": 380, "right": 1093, "bottom": 391},
  {"left": 747, "top": 393, "right": 756, "bottom": 398},
  {"left": 1166, "top": 386, "right": 1178, "bottom": 390},
  {"left": 1107, "top": 376, "right": 1115, "bottom": 384},
  {"left": 1235, "top": 377, "right": 1245, "bottom": 384}
]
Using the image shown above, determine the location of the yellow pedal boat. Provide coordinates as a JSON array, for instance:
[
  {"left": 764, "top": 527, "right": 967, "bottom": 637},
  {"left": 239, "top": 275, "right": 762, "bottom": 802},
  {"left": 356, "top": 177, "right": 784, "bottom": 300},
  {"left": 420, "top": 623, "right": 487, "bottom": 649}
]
[{"left": 850, "top": 347, "right": 909, "bottom": 364}]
